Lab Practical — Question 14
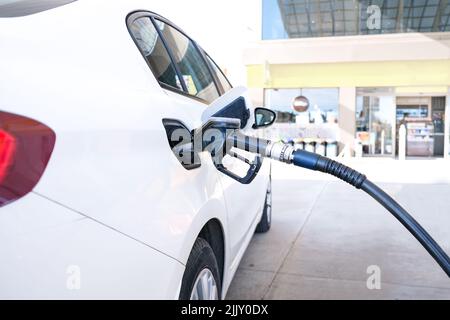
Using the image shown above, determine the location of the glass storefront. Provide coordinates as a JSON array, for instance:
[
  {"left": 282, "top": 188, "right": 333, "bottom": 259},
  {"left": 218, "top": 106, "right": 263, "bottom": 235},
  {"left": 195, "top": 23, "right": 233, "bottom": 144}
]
[
  {"left": 395, "top": 96, "right": 447, "bottom": 157},
  {"left": 261, "top": 87, "right": 449, "bottom": 158},
  {"left": 356, "top": 88, "right": 448, "bottom": 158},
  {"left": 356, "top": 87, "right": 396, "bottom": 156},
  {"left": 265, "top": 88, "right": 339, "bottom": 124},
  {"left": 263, "top": 88, "right": 340, "bottom": 156},
  {"left": 262, "top": 0, "right": 450, "bottom": 40}
]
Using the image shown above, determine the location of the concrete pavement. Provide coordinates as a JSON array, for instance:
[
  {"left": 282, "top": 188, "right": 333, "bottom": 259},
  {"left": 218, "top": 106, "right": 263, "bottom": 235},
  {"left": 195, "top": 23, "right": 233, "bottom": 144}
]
[{"left": 226, "top": 160, "right": 450, "bottom": 299}]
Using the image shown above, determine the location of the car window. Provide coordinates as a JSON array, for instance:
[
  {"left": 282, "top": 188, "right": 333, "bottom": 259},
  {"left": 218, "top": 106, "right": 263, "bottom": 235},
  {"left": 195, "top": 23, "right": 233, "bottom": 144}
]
[
  {"left": 155, "top": 19, "right": 220, "bottom": 104},
  {"left": 206, "top": 55, "right": 232, "bottom": 93},
  {"left": 0, "top": 0, "right": 77, "bottom": 17},
  {"left": 129, "top": 17, "right": 183, "bottom": 91}
]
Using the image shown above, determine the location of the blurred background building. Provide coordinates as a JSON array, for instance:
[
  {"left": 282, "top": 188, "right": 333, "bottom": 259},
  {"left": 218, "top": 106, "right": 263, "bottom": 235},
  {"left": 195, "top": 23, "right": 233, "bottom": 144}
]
[
  {"left": 245, "top": 0, "right": 450, "bottom": 159},
  {"left": 158, "top": 0, "right": 450, "bottom": 159}
]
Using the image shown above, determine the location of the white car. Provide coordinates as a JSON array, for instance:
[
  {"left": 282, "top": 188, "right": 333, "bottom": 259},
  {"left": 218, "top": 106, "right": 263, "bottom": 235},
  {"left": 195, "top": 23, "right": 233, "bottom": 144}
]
[{"left": 0, "top": 0, "right": 272, "bottom": 299}]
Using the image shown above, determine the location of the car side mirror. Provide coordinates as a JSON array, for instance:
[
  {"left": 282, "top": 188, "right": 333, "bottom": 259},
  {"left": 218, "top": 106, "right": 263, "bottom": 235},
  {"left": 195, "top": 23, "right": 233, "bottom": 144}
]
[{"left": 253, "top": 108, "right": 276, "bottom": 129}]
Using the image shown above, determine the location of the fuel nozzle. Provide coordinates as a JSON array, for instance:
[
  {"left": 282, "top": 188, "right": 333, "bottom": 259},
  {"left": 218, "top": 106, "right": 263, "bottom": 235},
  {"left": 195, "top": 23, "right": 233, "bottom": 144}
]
[
  {"left": 226, "top": 132, "right": 294, "bottom": 164},
  {"left": 227, "top": 132, "right": 368, "bottom": 188}
]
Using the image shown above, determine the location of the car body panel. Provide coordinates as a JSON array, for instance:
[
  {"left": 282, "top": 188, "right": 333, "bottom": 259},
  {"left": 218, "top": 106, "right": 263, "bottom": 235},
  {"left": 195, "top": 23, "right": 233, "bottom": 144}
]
[
  {"left": 0, "top": 0, "right": 270, "bottom": 299},
  {"left": 0, "top": 193, "right": 183, "bottom": 299}
]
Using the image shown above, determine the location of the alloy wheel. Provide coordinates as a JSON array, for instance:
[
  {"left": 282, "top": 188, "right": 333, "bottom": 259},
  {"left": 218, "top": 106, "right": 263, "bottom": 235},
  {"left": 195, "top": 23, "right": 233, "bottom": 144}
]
[{"left": 189, "top": 268, "right": 219, "bottom": 300}]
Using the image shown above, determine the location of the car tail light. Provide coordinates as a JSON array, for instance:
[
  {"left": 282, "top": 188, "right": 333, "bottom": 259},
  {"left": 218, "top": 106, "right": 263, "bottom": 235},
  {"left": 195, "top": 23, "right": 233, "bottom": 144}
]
[{"left": 0, "top": 111, "right": 56, "bottom": 207}]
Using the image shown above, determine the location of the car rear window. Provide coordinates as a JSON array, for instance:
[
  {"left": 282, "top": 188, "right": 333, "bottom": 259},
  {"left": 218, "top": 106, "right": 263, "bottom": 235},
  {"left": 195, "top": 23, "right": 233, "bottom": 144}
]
[{"left": 0, "top": 0, "right": 77, "bottom": 17}]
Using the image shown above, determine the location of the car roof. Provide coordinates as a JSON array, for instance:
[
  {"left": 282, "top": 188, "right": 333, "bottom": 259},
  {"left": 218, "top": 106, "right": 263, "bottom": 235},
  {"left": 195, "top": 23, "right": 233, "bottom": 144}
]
[
  {"left": 0, "top": 0, "right": 78, "bottom": 18},
  {"left": 0, "top": 0, "right": 180, "bottom": 20}
]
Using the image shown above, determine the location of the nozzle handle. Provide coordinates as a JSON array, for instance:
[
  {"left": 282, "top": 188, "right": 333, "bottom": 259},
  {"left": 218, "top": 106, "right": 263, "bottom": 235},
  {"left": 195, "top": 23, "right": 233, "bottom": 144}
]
[{"left": 214, "top": 154, "right": 263, "bottom": 185}]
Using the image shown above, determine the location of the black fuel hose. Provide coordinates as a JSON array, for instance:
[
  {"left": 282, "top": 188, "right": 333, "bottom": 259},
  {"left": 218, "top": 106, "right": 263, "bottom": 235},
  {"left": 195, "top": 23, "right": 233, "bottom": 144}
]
[
  {"left": 292, "top": 149, "right": 450, "bottom": 277},
  {"left": 225, "top": 132, "right": 450, "bottom": 277},
  {"left": 360, "top": 180, "right": 450, "bottom": 277}
]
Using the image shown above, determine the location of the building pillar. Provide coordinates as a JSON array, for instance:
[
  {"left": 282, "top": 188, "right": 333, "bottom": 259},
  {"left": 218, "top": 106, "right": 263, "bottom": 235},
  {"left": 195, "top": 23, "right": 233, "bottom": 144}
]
[
  {"left": 445, "top": 88, "right": 450, "bottom": 159},
  {"left": 338, "top": 87, "right": 357, "bottom": 155},
  {"left": 248, "top": 88, "right": 264, "bottom": 108}
]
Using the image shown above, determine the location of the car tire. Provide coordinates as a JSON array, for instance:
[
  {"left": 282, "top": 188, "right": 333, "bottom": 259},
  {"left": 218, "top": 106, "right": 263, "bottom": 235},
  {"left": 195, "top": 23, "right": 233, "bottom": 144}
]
[
  {"left": 179, "top": 237, "right": 221, "bottom": 300},
  {"left": 255, "top": 174, "right": 272, "bottom": 233}
]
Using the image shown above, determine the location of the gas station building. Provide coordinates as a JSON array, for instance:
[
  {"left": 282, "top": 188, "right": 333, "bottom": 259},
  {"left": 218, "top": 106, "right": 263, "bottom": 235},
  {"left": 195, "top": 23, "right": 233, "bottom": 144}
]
[{"left": 245, "top": 0, "right": 450, "bottom": 158}]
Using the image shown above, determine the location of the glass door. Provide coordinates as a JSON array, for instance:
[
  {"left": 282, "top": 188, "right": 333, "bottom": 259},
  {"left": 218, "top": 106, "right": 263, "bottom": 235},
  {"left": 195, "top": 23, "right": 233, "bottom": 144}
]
[
  {"left": 431, "top": 97, "right": 446, "bottom": 157},
  {"left": 356, "top": 88, "right": 396, "bottom": 156}
]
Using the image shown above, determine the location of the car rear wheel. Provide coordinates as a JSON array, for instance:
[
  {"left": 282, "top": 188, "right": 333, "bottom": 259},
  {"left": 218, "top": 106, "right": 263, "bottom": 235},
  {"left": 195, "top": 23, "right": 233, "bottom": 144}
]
[
  {"left": 179, "top": 237, "right": 221, "bottom": 300},
  {"left": 255, "top": 175, "right": 272, "bottom": 233}
]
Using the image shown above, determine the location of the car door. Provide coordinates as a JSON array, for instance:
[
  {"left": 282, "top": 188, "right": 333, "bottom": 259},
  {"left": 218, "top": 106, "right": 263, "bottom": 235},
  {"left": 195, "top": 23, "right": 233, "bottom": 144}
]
[
  {"left": 152, "top": 16, "right": 266, "bottom": 263},
  {"left": 129, "top": 12, "right": 262, "bottom": 265},
  {"left": 145, "top": 15, "right": 266, "bottom": 262},
  {"left": 201, "top": 61, "right": 268, "bottom": 263}
]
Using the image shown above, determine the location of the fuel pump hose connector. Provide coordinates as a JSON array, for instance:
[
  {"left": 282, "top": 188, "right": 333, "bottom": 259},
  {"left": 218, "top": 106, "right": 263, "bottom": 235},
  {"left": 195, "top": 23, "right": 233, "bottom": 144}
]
[{"left": 292, "top": 150, "right": 367, "bottom": 189}]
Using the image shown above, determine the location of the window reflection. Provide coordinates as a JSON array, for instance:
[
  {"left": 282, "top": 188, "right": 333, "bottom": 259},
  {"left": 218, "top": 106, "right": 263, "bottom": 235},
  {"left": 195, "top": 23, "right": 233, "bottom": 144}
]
[
  {"left": 155, "top": 20, "right": 220, "bottom": 103},
  {"left": 206, "top": 55, "right": 232, "bottom": 93},
  {"left": 130, "top": 17, "right": 182, "bottom": 90}
]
